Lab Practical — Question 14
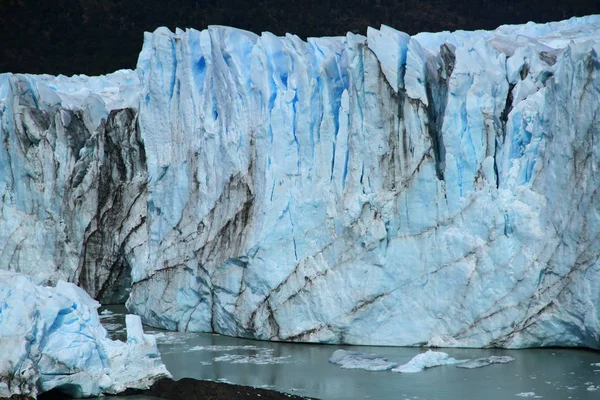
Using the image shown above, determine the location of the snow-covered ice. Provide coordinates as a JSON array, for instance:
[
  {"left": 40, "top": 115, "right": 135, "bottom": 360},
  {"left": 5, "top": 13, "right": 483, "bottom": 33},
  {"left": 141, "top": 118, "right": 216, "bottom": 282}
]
[
  {"left": 329, "top": 349, "right": 397, "bottom": 371},
  {"left": 392, "top": 350, "right": 466, "bottom": 373},
  {"left": 0, "top": 271, "right": 170, "bottom": 398}
]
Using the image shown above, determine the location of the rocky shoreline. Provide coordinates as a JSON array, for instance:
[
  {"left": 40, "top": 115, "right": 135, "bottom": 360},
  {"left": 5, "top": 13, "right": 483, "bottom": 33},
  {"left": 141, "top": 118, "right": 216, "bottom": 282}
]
[{"left": 3, "top": 378, "right": 318, "bottom": 400}]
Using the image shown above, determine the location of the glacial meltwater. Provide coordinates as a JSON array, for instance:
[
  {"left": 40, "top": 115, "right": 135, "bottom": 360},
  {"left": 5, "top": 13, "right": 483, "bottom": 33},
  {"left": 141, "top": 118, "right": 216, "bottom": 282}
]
[{"left": 100, "top": 306, "right": 600, "bottom": 400}]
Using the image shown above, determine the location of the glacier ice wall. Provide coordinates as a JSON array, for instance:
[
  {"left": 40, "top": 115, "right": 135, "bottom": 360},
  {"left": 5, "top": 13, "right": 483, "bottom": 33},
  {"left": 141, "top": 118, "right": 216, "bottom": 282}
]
[
  {"left": 126, "top": 16, "right": 600, "bottom": 348},
  {"left": 1, "top": 16, "right": 600, "bottom": 348},
  {"left": 0, "top": 271, "right": 169, "bottom": 398},
  {"left": 0, "top": 72, "right": 146, "bottom": 303}
]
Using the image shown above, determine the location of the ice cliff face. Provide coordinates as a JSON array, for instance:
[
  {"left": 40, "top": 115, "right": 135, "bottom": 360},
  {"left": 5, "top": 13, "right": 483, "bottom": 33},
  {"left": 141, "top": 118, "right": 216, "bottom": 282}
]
[
  {"left": 0, "top": 271, "right": 170, "bottom": 398},
  {"left": 2, "top": 16, "right": 600, "bottom": 349},
  {"left": 0, "top": 72, "right": 146, "bottom": 304}
]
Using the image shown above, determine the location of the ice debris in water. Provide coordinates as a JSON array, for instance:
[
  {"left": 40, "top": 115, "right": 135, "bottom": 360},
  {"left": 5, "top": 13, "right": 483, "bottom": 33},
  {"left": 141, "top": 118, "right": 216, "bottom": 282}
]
[
  {"left": 188, "top": 345, "right": 261, "bottom": 352},
  {"left": 328, "top": 349, "right": 517, "bottom": 373},
  {"left": 456, "top": 355, "right": 515, "bottom": 369},
  {"left": 100, "top": 309, "right": 115, "bottom": 315},
  {"left": 213, "top": 350, "right": 292, "bottom": 365},
  {"left": 329, "top": 349, "right": 398, "bottom": 371},
  {"left": 392, "top": 350, "right": 467, "bottom": 373},
  {"left": 0, "top": 271, "right": 170, "bottom": 398},
  {"left": 151, "top": 331, "right": 199, "bottom": 345},
  {"left": 216, "top": 354, "right": 291, "bottom": 365},
  {"left": 515, "top": 393, "right": 541, "bottom": 398}
]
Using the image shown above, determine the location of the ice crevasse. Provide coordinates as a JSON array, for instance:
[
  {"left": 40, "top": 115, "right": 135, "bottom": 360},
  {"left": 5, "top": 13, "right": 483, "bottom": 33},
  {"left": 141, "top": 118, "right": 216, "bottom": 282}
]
[{"left": 1, "top": 15, "right": 600, "bottom": 349}]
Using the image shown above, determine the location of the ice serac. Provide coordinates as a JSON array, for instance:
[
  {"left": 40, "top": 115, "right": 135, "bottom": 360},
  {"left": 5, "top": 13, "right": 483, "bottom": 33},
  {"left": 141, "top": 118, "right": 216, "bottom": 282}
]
[
  {"left": 0, "top": 271, "right": 170, "bottom": 398},
  {"left": 0, "top": 72, "right": 146, "bottom": 303},
  {"left": 126, "top": 15, "right": 600, "bottom": 349}
]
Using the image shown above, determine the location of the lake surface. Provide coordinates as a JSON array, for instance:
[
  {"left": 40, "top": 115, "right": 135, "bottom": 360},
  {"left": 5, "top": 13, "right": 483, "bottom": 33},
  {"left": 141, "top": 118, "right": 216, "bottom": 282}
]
[{"left": 100, "top": 306, "right": 600, "bottom": 400}]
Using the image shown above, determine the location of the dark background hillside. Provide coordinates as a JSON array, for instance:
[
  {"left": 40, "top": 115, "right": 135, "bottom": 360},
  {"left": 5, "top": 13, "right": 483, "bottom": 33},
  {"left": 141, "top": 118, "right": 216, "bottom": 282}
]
[{"left": 1, "top": 0, "right": 599, "bottom": 76}]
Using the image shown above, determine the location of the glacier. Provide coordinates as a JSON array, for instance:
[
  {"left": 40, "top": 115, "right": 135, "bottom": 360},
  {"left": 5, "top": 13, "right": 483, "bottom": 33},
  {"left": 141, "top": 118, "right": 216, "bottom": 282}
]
[
  {"left": 0, "top": 271, "right": 170, "bottom": 398},
  {"left": 0, "top": 15, "right": 599, "bottom": 349}
]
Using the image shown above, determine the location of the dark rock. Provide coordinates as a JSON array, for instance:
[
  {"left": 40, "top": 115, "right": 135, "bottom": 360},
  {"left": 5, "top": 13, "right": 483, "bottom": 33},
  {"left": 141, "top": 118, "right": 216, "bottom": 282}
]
[
  {"left": 2, "top": 378, "right": 318, "bottom": 400},
  {"left": 1, "top": 396, "right": 36, "bottom": 400},
  {"left": 116, "top": 378, "right": 318, "bottom": 400}
]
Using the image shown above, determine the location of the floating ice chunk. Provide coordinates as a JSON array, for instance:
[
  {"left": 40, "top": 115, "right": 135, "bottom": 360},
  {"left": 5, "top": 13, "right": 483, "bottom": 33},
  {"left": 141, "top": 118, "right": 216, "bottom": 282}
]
[
  {"left": 208, "top": 346, "right": 292, "bottom": 365},
  {"left": 329, "top": 349, "right": 398, "bottom": 372},
  {"left": 392, "top": 350, "right": 467, "bottom": 373},
  {"left": 101, "top": 309, "right": 115, "bottom": 315},
  {"left": 152, "top": 331, "right": 199, "bottom": 345},
  {"left": 591, "top": 362, "right": 600, "bottom": 367},
  {"left": 456, "top": 356, "right": 515, "bottom": 369},
  {"left": 188, "top": 345, "right": 261, "bottom": 352},
  {"left": 213, "top": 351, "right": 291, "bottom": 365},
  {"left": 515, "top": 393, "right": 537, "bottom": 397}
]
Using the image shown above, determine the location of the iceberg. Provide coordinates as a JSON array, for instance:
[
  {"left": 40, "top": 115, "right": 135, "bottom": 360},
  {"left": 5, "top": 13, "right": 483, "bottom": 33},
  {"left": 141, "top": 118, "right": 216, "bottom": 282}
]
[
  {"left": 0, "top": 271, "right": 170, "bottom": 398},
  {"left": 391, "top": 350, "right": 466, "bottom": 373},
  {"left": 455, "top": 355, "right": 515, "bottom": 369},
  {"left": 1, "top": 15, "right": 600, "bottom": 349},
  {"left": 329, "top": 349, "right": 397, "bottom": 371}
]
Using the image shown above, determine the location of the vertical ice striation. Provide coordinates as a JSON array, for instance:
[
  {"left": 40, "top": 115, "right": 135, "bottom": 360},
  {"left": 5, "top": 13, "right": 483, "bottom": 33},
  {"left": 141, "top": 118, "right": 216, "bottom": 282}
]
[{"left": 125, "top": 16, "right": 600, "bottom": 348}]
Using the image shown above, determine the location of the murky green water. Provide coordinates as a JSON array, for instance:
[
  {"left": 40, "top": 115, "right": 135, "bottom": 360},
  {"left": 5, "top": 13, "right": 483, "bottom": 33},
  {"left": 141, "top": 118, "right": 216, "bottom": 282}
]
[{"left": 100, "top": 306, "right": 600, "bottom": 400}]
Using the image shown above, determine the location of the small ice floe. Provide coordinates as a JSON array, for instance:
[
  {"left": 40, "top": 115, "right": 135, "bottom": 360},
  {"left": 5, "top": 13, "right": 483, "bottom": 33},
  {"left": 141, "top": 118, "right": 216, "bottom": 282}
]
[
  {"left": 214, "top": 348, "right": 291, "bottom": 365},
  {"left": 515, "top": 392, "right": 539, "bottom": 398},
  {"left": 392, "top": 350, "right": 467, "bottom": 373},
  {"left": 329, "top": 349, "right": 397, "bottom": 371},
  {"left": 591, "top": 362, "right": 600, "bottom": 367},
  {"left": 152, "top": 331, "right": 198, "bottom": 345},
  {"left": 188, "top": 345, "right": 260, "bottom": 352},
  {"left": 587, "top": 385, "right": 599, "bottom": 391},
  {"left": 259, "top": 384, "right": 276, "bottom": 390},
  {"left": 456, "top": 356, "right": 515, "bottom": 369},
  {"left": 100, "top": 309, "right": 114, "bottom": 315}
]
